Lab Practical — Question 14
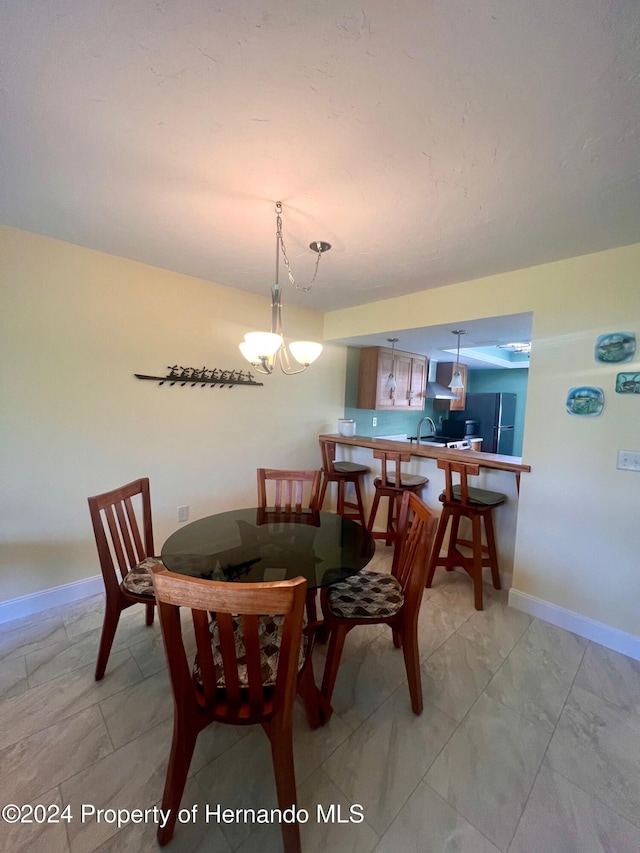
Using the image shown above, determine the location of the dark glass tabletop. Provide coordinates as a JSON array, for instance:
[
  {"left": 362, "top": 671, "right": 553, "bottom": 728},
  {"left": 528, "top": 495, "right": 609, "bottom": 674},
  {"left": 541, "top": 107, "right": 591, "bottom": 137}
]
[{"left": 161, "top": 508, "right": 375, "bottom": 589}]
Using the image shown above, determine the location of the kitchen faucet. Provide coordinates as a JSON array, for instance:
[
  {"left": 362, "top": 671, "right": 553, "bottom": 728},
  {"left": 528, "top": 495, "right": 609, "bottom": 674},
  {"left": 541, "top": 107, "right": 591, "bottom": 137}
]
[{"left": 416, "top": 416, "right": 437, "bottom": 443}]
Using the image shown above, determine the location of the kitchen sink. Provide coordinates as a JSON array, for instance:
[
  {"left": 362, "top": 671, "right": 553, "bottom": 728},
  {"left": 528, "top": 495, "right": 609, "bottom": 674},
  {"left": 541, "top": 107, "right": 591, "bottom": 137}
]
[{"left": 407, "top": 436, "right": 447, "bottom": 446}]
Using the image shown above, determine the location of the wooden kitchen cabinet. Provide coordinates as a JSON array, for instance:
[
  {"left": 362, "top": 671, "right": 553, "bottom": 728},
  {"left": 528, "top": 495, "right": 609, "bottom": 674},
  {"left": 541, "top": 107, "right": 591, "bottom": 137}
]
[
  {"left": 357, "top": 347, "right": 427, "bottom": 410},
  {"left": 433, "top": 362, "right": 467, "bottom": 411}
]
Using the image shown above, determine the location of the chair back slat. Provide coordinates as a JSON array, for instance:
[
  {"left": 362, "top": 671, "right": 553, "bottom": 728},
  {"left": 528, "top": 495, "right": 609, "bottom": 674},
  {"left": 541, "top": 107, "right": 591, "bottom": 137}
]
[
  {"left": 193, "top": 609, "right": 218, "bottom": 704},
  {"left": 257, "top": 468, "right": 321, "bottom": 512},
  {"left": 152, "top": 570, "right": 307, "bottom": 725},
  {"left": 114, "top": 500, "right": 139, "bottom": 569},
  {"left": 218, "top": 611, "right": 243, "bottom": 710},
  {"left": 103, "top": 505, "right": 129, "bottom": 577},
  {"left": 242, "top": 614, "right": 266, "bottom": 714},
  {"left": 124, "top": 496, "right": 146, "bottom": 561}
]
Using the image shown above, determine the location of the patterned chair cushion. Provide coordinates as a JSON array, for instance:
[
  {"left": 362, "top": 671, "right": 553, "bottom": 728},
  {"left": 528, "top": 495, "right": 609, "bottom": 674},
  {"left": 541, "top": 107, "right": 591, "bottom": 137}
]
[
  {"left": 193, "top": 614, "right": 307, "bottom": 688},
  {"left": 121, "top": 556, "right": 163, "bottom": 597},
  {"left": 327, "top": 569, "right": 404, "bottom": 619}
]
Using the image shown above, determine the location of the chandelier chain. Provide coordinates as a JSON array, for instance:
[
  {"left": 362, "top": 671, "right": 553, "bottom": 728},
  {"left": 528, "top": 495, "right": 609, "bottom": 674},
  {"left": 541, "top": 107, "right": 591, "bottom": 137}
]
[{"left": 276, "top": 208, "right": 323, "bottom": 293}]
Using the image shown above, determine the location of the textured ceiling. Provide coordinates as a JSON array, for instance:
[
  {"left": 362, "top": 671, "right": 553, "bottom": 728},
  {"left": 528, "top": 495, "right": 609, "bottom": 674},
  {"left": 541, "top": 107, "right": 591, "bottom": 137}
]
[{"left": 1, "top": 0, "right": 639, "bottom": 313}]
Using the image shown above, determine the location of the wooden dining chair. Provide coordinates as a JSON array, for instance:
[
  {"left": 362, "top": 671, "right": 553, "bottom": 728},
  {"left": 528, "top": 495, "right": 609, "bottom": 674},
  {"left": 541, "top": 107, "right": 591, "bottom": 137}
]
[
  {"left": 257, "top": 468, "right": 322, "bottom": 512},
  {"left": 152, "top": 568, "right": 308, "bottom": 852},
  {"left": 87, "top": 477, "right": 162, "bottom": 680},
  {"left": 321, "top": 491, "right": 437, "bottom": 714}
]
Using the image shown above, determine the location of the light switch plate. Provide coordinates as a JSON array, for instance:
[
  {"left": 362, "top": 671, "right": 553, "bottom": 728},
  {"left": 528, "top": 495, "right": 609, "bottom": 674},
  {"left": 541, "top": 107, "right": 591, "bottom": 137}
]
[{"left": 617, "top": 450, "right": 640, "bottom": 472}]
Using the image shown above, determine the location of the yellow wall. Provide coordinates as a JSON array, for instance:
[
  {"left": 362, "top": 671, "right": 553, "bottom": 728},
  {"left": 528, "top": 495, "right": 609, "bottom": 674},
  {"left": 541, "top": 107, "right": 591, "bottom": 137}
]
[
  {"left": 3, "top": 226, "right": 639, "bottom": 643},
  {"left": 0, "top": 227, "right": 346, "bottom": 602},
  {"left": 325, "top": 244, "right": 640, "bottom": 638}
]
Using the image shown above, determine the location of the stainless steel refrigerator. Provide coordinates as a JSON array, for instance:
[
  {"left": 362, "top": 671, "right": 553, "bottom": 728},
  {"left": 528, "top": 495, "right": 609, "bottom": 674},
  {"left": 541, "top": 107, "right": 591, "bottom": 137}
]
[{"left": 459, "top": 392, "right": 516, "bottom": 454}]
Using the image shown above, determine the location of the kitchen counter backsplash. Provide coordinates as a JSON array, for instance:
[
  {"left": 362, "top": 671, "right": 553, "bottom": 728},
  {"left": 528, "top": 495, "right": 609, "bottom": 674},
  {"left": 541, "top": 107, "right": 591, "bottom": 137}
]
[{"left": 342, "top": 405, "right": 443, "bottom": 439}]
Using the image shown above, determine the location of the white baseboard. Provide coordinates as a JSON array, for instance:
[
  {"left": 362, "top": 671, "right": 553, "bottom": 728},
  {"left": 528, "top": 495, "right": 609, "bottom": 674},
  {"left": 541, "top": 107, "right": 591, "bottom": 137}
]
[
  {"left": 0, "top": 575, "right": 103, "bottom": 625},
  {"left": 509, "top": 588, "right": 640, "bottom": 662}
]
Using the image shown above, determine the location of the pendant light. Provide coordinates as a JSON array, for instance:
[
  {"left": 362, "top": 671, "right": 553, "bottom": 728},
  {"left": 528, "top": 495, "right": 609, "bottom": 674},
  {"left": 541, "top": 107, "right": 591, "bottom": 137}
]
[
  {"left": 448, "top": 329, "right": 466, "bottom": 389},
  {"left": 239, "top": 202, "right": 330, "bottom": 375},
  {"left": 386, "top": 338, "right": 399, "bottom": 396}
]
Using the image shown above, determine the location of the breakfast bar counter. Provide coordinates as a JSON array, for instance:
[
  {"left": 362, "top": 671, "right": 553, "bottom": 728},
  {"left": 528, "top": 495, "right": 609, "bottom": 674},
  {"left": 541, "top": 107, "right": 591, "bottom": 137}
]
[
  {"left": 319, "top": 434, "right": 531, "bottom": 477},
  {"left": 319, "top": 433, "right": 531, "bottom": 584}
]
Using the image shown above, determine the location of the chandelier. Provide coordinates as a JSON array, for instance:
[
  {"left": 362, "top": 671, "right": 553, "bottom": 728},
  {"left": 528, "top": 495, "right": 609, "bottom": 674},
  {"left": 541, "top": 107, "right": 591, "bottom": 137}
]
[{"left": 239, "top": 202, "right": 331, "bottom": 375}]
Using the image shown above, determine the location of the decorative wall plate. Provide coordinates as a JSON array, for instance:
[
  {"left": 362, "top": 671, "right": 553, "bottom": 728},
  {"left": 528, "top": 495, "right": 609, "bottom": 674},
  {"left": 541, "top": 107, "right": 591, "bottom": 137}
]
[
  {"left": 566, "top": 386, "right": 604, "bottom": 416},
  {"left": 594, "top": 332, "right": 636, "bottom": 363},
  {"left": 615, "top": 372, "right": 640, "bottom": 394}
]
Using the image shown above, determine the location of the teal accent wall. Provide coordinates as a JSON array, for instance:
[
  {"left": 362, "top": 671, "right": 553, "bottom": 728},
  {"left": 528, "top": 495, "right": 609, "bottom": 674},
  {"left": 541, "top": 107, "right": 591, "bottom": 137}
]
[{"left": 466, "top": 368, "right": 529, "bottom": 456}]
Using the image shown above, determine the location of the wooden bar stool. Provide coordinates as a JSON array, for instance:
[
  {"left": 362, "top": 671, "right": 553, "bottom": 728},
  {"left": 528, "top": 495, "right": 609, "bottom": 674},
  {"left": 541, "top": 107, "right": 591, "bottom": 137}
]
[
  {"left": 367, "top": 449, "right": 428, "bottom": 545},
  {"left": 425, "top": 459, "right": 506, "bottom": 610},
  {"left": 318, "top": 439, "right": 369, "bottom": 525}
]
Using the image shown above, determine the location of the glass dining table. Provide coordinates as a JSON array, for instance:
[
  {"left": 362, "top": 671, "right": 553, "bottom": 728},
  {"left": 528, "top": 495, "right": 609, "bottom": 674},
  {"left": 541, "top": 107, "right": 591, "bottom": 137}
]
[
  {"left": 161, "top": 506, "right": 376, "bottom": 725},
  {"left": 161, "top": 507, "right": 375, "bottom": 589}
]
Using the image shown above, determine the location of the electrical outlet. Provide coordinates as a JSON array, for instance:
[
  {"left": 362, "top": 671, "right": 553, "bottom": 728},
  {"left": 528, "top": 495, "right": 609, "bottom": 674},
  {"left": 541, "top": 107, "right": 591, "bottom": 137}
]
[
  {"left": 177, "top": 505, "right": 189, "bottom": 522},
  {"left": 372, "top": 417, "right": 377, "bottom": 427},
  {"left": 617, "top": 451, "right": 640, "bottom": 472}
]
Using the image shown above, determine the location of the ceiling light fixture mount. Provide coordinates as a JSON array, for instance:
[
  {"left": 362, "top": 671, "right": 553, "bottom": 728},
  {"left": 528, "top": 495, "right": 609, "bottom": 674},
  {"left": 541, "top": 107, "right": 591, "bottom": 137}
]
[
  {"left": 448, "top": 329, "right": 466, "bottom": 389},
  {"left": 240, "top": 202, "right": 330, "bottom": 375},
  {"left": 498, "top": 341, "right": 531, "bottom": 354}
]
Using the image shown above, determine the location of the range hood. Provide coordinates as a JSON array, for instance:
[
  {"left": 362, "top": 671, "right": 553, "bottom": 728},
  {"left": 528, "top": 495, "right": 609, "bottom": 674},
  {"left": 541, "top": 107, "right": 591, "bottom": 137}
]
[{"left": 425, "top": 361, "right": 459, "bottom": 399}]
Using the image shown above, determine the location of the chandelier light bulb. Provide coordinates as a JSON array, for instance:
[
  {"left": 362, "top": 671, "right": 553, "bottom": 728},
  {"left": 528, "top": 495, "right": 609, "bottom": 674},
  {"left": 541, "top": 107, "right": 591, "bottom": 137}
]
[
  {"left": 289, "top": 341, "right": 323, "bottom": 366},
  {"left": 243, "top": 331, "right": 283, "bottom": 359},
  {"left": 448, "top": 370, "right": 464, "bottom": 389}
]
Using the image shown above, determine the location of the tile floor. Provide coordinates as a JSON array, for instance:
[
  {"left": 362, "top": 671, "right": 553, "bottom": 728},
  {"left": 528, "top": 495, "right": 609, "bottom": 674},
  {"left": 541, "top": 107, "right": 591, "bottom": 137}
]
[{"left": 2, "top": 546, "right": 640, "bottom": 853}]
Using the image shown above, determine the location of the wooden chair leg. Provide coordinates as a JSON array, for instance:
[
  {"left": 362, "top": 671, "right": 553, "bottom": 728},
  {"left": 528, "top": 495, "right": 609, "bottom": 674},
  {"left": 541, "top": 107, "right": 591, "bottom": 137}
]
[
  {"left": 385, "top": 494, "right": 396, "bottom": 546},
  {"left": 157, "top": 718, "right": 199, "bottom": 846},
  {"left": 401, "top": 622, "right": 423, "bottom": 715},
  {"left": 484, "top": 512, "right": 502, "bottom": 590},
  {"left": 425, "top": 509, "right": 449, "bottom": 588},
  {"left": 318, "top": 474, "right": 329, "bottom": 511},
  {"left": 316, "top": 587, "right": 331, "bottom": 644},
  {"left": 305, "top": 589, "right": 318, "bottom": 624},
  {"left": 391, "top": 625, "right": 402, "bottom": 648},
  {"left": 367, "top": 490, "right": 381, "bottom": 534},
  {"left": 446, "top": 513, "right": 462, "bottom": 570},
  {"left": 268, "top": 726, "right": 301, "bottom": 853},
  {"left": 297, "top": 655, "right": 323, "bottom": 729},
  {"left": 95, "top": 600, "right": 122, "bottom": 681},
  {"left": 145, "top": 600, "right": 155, "bottom": 625},
  {"left": 471, "top": 514, "right": 484, "bottom": 611},
  {"left": 321, "top": 623, "right": 350, "bottom": 704},
  {"left": 352, "top": 476, "right": 366, "bottom": 525}
]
